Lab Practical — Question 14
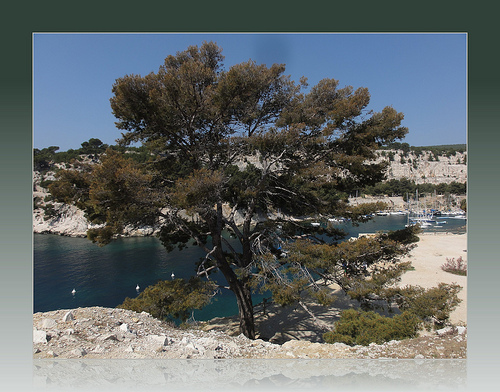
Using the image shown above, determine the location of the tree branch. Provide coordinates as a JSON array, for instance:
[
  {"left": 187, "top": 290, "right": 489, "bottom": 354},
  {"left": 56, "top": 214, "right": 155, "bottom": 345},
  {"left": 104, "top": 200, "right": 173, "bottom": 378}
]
[{"left": 297, "top": 300, "right": 332, "bottom": 332}]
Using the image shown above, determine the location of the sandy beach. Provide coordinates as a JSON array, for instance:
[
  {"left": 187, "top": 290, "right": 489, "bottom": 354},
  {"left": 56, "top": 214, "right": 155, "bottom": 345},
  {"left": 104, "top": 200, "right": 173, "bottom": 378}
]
[
  {"left": 204, "top": 232, "right": 468, "bottom": 342},
  {"left": 398, "top": 232, "right": 467, "bottom": 325}
]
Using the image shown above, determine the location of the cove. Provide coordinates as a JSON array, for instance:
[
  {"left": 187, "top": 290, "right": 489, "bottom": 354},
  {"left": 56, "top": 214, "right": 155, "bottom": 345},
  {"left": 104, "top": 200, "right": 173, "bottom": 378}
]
[{"left": 33, "top": 214, "right": 465, "bottom": 320}]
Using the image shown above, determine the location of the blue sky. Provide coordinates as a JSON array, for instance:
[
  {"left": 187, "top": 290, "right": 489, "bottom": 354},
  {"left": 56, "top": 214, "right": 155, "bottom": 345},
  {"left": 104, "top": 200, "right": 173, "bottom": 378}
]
[{"left": 33, "top": 33, "right": 466, "bottom": 151}]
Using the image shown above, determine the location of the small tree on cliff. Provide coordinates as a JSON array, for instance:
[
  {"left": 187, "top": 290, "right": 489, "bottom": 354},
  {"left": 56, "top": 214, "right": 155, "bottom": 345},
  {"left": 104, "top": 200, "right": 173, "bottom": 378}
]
[{"left": 64, "top": 42, "right": 416, "bottom": 339}]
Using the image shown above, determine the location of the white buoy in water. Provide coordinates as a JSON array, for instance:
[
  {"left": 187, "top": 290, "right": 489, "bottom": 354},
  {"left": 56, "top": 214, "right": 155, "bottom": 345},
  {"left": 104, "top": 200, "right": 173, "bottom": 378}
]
[
  {"left": 136, "top": 284, "right": 140, "bottom": 290},
  {"left": 72, "top": 289, "right": 76, "bottom": 295},
  {"left": 171, "top": 272, "right": 175, "bottom": 279}
]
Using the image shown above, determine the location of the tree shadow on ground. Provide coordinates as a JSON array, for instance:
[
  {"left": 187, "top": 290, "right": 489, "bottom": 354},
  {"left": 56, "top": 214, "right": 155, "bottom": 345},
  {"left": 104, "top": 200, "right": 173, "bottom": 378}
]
[
  {"left": 253, "top": 289, "right": 361, "bottom": 344},
  {"left": 200, "top": 288, "right": 399, "bottom": 344}
]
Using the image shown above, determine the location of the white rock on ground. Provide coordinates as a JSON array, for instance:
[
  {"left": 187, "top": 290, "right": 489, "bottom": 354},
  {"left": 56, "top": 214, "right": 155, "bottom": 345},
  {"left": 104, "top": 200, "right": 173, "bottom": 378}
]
[{"left": 33, "top": 306, "right": 466, "bottom": 359}]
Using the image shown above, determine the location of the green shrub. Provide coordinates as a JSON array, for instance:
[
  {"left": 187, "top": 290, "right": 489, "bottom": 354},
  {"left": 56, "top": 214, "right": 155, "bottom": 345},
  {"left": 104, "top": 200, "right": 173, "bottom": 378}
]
[
  {"left": 42, "top": 203, "right": 58, "bottom": 219},
  {"left": 118, "top": 277, "right": 217, "bottom": 323},
  {"left": 323, "top": 309, "right": 421, "bottom": 346},
  {"left": 33, "top": 196, "right": 42, "bottom": 209},
  {"left": 387, "top": 283, "right": 462, "bottom": 327},
  {"left": 40, "top": 179, "right": 54, "bottom": 189}
]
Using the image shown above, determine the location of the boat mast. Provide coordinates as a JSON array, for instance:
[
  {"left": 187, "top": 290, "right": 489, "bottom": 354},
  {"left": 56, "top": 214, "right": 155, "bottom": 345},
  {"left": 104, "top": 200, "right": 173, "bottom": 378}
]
[
  {"left": 416, "top": 189, "right": 419, "bottom": 218},
  {"left": 407, "top": 192, "right": 410, "bottom": 226}
]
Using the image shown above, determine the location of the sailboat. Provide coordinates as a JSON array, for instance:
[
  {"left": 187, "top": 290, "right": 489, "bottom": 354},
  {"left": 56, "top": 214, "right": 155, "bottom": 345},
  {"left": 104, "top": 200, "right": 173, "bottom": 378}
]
[{"left": 409, "top": 190, "right": 435, "bottom": 228}]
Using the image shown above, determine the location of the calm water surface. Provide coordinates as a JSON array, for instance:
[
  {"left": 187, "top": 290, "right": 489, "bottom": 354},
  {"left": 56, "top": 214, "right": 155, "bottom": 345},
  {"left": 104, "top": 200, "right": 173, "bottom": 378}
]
[{"left": 34, "top": 215, "right": 466, "bottom": 320}]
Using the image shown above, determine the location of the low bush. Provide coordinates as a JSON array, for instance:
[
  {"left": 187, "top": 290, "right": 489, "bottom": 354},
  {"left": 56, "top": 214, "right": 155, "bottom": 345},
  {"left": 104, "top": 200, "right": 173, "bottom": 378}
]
[
  {"left": 441, "top": 256, "right": 467, "bottom": 276},
  {"left": 323, "top": 309, "right": 421, "bottom": 346},
  {"left": 42, "top": 203, "right": 58, "bottom": 219},
  {"left": 40, "top": 179, "right": 55, "bottom": 189},
  {"left": 118, "top": 277, "right": 217, "bottom": 323},
  {"left": 328, "top": 281, "right": 463, "bottom": 346},
  {"left": 386, "top": 283, "right": 462, "bottom": 327},
  {"left": 33, "top": 196, "right": 42, "bottom": 209}
]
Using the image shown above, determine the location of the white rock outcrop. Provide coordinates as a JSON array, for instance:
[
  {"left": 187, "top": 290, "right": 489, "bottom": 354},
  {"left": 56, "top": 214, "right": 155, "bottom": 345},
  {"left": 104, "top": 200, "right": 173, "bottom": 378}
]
[{"left": 377, "top": 150, "right": 467, "bottom": 185}]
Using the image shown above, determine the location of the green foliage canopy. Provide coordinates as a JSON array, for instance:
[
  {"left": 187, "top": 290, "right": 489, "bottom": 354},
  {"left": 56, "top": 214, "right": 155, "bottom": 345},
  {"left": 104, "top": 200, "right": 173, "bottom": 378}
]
[{"left": 362, "top": 178, "right": 466, "bottom": 197}]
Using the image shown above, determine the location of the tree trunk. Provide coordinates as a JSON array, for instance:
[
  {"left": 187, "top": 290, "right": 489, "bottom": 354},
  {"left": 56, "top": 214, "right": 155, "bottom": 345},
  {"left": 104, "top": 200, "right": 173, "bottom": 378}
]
[
  {"left": 209, "top": 204, "right": 256, "bottom": 339},
  {"left": 235, "top": 231, "right": 256, "bottom": 338},
  {"left": 235, "top": 283, "right": 255, "bottom": 339},
  {"left": 213, "top": 246, "right": 256, "bottom": 339}
]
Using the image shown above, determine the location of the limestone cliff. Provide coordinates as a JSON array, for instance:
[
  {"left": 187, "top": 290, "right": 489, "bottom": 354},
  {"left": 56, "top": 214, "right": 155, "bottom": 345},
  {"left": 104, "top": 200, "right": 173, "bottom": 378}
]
[{"left": 376, "top": 149, "right": 467, "bottom": 185}]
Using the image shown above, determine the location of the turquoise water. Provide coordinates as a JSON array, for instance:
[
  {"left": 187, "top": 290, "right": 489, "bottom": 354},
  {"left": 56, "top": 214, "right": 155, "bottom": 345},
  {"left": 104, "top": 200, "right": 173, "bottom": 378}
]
[
  {"left": 33, "top": 215, "right": 466, "bottom": 319},
  {"left": 34, "top": 234, "right": 248, "bottom": 320}
]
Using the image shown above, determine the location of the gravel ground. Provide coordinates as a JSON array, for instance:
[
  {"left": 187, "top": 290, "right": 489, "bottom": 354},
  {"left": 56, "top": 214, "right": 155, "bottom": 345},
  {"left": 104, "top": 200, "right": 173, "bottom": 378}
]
[{"left": 33, "top": 306, "right": 466, "bottom": 360}]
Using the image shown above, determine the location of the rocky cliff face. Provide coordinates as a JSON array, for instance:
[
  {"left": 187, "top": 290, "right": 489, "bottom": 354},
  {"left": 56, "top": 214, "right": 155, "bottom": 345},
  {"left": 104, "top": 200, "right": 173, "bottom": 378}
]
[
  {"left": 376, "top": 149, "right": 467, "bottom": 185},
  {"left": 33, "top": 170, "right": 90, "bottom": 237}
]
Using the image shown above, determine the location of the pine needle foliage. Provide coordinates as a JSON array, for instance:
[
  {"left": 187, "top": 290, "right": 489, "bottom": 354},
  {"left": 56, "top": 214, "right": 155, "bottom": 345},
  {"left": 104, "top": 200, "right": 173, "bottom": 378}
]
[{"left": 118, "top": 278, "right": 217, "bottom": 322}]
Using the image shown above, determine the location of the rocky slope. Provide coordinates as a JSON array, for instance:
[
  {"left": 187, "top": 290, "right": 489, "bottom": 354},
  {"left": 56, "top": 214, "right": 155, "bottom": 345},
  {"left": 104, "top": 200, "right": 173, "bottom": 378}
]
[{"left": 33, "top": 306, "right": 466, "bottom": 359}]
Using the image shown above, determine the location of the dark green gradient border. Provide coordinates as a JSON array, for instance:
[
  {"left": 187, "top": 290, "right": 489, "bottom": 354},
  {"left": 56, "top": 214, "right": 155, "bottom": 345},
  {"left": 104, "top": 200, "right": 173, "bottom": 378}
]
[{"left": 2, "top": 1, "right": 498, "bottom": 391}]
